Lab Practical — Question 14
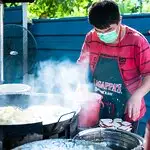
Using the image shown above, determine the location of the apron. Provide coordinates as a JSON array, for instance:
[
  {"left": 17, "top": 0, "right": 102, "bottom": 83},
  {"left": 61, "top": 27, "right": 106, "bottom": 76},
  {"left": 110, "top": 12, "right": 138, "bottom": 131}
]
[{"left": 93, "top": 55, "right": 131, "bottom": 119}]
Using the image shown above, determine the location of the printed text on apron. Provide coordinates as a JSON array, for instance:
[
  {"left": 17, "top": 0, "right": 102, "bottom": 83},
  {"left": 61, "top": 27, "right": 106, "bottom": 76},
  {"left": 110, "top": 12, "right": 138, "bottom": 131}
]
[{"left": 93, "top": 54, "right": 131, "bottom": 119}]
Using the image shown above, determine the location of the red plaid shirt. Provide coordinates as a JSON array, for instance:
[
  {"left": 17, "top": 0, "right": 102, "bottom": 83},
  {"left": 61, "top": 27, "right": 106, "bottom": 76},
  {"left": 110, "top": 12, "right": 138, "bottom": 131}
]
[{"left": 78, "top": 25, "right": 150, "bottom": 119}]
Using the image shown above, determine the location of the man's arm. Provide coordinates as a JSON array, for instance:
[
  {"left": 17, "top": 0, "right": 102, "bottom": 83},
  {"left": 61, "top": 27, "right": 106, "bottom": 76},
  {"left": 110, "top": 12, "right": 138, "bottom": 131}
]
[
  {"left": 125, "top": 36, "right": 150, "bottom": 121},
  {"left": 134, "top": 75, "right": 150, "bottom": 98},
  {"left": 126, "top": 75, "right": 150, "bottom": 121},
  {"left": 76, "top": 32, "right": 95, "bottom": 93},
  {"left": 77, "top": 35, "right": 90, "bottom": 65}
]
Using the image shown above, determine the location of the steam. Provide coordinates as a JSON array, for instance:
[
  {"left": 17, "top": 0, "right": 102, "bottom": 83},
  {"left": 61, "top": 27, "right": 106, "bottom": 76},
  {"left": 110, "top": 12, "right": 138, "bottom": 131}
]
[
  {"left": 28, "top": 59, "right": 93, "bottom": 106},
  {"left": 35, "top": 60, "right": 89, "bottom": 91},
  {"left": 0, "top": 58, "right": 100, "bottom": 127}
]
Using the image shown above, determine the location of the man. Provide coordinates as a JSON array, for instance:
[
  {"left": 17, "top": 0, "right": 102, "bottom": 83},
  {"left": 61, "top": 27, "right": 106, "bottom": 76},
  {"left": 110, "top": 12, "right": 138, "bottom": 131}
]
[{"left": 77, "top": 0, "right": 150, "bottom": 132}]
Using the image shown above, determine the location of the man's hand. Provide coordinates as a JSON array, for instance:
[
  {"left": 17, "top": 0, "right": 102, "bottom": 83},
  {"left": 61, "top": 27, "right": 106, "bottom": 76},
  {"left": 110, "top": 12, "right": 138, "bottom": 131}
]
[
  {"left": 125, "top": 75, "right": 150, "bottom": 121},
  {"left": 125, "top": 92, "right": 142, "bottom": 121}
]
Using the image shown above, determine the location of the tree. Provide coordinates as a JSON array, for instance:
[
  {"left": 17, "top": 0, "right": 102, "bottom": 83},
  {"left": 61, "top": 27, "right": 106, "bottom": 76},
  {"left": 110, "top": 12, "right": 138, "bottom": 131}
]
[
  {"left": 4, "top": 0, "right": 150, "bottom": 19},
  {"left": 27, "top": 0, "right": 97, "bottom": 19}
]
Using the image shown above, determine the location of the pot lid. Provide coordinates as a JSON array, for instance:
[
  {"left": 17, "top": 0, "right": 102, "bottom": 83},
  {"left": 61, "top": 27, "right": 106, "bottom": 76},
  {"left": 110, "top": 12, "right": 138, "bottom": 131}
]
[
  {"left": 12, "top": 139, "right": 112, "bottom": 150},
  {"left": 0, "top": 84, "right": 31, "bottom": 95}
]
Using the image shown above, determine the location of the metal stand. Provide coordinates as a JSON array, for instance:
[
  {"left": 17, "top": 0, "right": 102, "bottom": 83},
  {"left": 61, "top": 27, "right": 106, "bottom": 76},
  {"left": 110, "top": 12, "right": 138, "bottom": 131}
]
[
  {"left": 22, "top": 3, "right": 28, "bottom": 83},
  {"left": 0, "top": 2, "right": 4, "bottom": 84}
]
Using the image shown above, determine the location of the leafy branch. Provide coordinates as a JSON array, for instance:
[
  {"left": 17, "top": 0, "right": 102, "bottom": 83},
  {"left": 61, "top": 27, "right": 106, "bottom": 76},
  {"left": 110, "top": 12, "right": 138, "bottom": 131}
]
[{"left": 4, "top": 0, "right": 150, "bottom": 19}]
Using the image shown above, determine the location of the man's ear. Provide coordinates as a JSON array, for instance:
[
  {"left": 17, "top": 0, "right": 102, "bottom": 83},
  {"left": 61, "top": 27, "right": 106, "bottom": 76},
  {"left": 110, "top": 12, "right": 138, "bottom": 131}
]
[{"left": 120, "top": 16, "right": 122, "bottom": 23}]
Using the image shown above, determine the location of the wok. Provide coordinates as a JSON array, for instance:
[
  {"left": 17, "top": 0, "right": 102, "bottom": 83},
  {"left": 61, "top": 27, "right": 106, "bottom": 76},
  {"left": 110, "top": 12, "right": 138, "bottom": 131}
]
[
  {"left": 0, "top": 93, "right": 80, "bottom": 149},
  {"left": 29, "top": 93, "right": 80, "bottom": 137},
  {"left": 12, "top": 139, "right": 112, "bottom": 150}
]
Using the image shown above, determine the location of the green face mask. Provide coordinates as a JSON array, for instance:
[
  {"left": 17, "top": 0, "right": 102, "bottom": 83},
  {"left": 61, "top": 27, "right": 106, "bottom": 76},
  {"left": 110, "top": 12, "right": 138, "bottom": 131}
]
[{"left": 97, "top": 29, "right": 119, "bottom": 43}]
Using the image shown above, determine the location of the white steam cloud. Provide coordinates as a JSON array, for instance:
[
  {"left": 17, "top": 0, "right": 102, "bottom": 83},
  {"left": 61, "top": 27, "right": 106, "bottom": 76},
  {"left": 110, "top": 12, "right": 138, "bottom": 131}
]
[{"left": 29, "top": 59, "right": 93, "bottom": 106}]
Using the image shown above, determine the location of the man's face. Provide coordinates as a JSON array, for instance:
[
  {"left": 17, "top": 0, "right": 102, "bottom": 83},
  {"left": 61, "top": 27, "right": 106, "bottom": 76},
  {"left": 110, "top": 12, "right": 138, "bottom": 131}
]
[
  {"left": 94, "top": 22, "right": 121, "bottom": 44},
  {"left": 95, "top": 23, "right": 120, "bottom": 34}
]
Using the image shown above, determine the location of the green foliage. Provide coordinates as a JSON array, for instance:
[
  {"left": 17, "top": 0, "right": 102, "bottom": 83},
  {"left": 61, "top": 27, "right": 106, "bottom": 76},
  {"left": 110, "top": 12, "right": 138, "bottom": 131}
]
[
  {"left": 117, "top": 0, "right": 150, "bottom": 14},
  {"left": 4, "top": 0, "right": 150, "bottom": 19},
  {"left": 117, "top": 0, "right": 139, "bottom": 14},
  {"left": 27, "top": 0, "right": 95, "bottom": 19},
  {"left": 4, "top": 2, "right": 20, "bottom": 7}
]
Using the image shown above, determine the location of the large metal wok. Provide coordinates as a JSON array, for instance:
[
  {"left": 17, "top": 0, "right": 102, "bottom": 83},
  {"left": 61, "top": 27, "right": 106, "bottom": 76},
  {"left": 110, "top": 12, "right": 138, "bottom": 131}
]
[
  {"left": 12, "top": 139, "right": 112, "bottom": 150},
  {"left": 0, "top": 93, "right": 80, "bottom": 149},
  {"left": 27, "top": 93, "right": 80, "bottom": 137}
]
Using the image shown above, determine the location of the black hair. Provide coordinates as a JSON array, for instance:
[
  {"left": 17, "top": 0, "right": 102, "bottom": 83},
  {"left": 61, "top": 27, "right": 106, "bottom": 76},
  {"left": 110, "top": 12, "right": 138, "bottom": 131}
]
[{"left": 88, "top": 0, "right": 120, "bottom": 29}]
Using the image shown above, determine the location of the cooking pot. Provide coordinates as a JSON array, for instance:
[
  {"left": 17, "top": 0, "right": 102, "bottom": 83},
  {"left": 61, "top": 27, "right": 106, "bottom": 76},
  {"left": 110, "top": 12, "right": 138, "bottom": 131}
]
[
  {"left": 78, "top": 92, "right": 103, "bottom": 128},
  {"left": 0, "top": 84, "right": 32, "bottom": 95},
  {"left": 12, "top": 139, "right": 112, "bottom": 150},
  {"left": 0, "top": 84, "right": 32, "bottom": 108},
  {"left": 0, "top": 93, "right": 80, "bottom": 149},
  {"left": 74, "top": 127, "right": 144, "bottom": 150}
]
